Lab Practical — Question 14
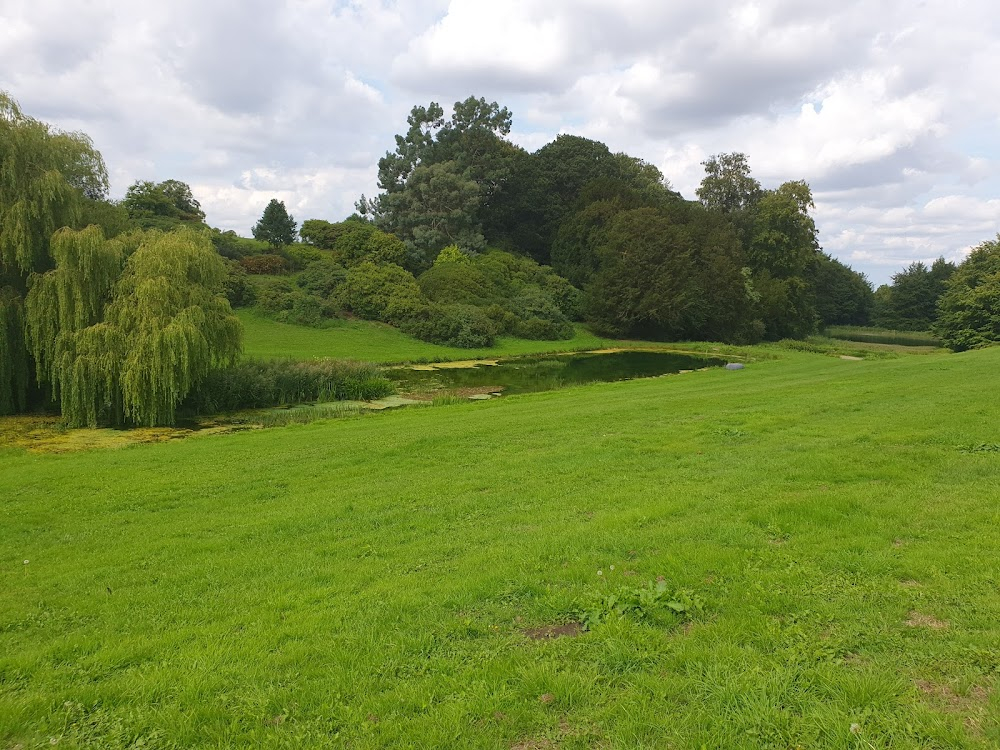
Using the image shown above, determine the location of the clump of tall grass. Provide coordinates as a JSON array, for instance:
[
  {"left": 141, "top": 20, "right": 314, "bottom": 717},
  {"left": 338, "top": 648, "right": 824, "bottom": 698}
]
[
  {"left": 431, "top": 394, "right": 468, "bottom": 407},
  {"left": 776, "top": 337, "right": 898, "bottom": 360},
  {"left": 256, "top": 402, "right": 363, "bottom": 428},
  {"left": 184, "top": 358, "right": 395, "bottom": 413},
  {"left": 825, "top": 326, "right": 942, "bottom": 347}
]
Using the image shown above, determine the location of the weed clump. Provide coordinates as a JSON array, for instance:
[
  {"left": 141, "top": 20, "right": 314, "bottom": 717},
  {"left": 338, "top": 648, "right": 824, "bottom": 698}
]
[{"left": 576, "top": 578, "right": 704, "bottom": 631}]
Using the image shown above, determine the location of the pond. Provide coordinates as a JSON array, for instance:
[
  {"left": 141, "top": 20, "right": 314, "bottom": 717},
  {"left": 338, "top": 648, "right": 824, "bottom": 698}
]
[{"left": 387, "top": 349, "right": 728, "bottom": 399}]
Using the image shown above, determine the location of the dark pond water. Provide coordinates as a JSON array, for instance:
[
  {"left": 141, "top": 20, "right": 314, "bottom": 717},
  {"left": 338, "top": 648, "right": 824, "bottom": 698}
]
[{"left": 387, "top": 350, "right": 727, "bottom": 398}]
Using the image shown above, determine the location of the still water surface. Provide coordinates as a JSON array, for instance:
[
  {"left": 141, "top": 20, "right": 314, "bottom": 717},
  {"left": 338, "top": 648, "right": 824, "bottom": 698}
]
[{"left": 387, "top": 349, "right": 727, "bottom": 398}]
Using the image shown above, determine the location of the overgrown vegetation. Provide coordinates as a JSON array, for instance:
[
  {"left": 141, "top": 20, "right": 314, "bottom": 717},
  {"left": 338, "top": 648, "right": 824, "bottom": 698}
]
[
  {"left": 825, "top": 326, "right": 943, "bottom": 347},
  {"left": 183, "top": 358, "right": 394, "bottom": 413}
]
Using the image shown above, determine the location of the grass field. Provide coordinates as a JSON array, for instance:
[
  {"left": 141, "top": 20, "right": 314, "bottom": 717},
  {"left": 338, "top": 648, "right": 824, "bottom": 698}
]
[
  {"left": 3, "top": 345, "right": 999, "bottom": 748},
  {"left": 238, "top": 310, "right": 629, "bottom": 363}
]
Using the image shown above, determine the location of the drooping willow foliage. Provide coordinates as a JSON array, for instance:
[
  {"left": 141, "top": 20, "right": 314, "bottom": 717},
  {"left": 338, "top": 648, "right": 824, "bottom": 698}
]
[
  {"left": 26, "top": 228, "right": 243, "bottom": 427},
  {"left": 0, "top": 286, "right": 29, "bottom": 414},
  {"left": 0, "top": 91, "right": 108, "bottom": 414},
  {"left": 105, "top": 231, "right": 243, "bottom": 426},
  {"left": 26, "top": 226, "right": 125, "bottom": 388}
]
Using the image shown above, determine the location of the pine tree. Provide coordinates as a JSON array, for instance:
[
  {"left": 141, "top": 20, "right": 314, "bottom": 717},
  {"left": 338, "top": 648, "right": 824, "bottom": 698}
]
[{"left": 252, "top": 199, "right": 297, "bottom": 247}]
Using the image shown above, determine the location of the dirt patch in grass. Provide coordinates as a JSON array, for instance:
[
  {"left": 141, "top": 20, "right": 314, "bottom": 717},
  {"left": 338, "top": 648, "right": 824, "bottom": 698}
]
[
  {"left": 522, "top": 622, "right": 583, "bottom": 640},
  {"left": 905, "top": 611, "right": 949, "bottom": 629},
  {"left": 915, "top": 680, "right": 990, "bottom": 711},
  {"left": 914, "top": 679, "right": 993, "bottom": 734},
  {"left": 511, "top": 739, "right": 555, "bottom": 750}
]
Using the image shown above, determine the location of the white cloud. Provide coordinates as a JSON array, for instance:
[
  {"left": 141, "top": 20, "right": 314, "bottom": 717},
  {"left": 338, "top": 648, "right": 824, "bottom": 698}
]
[{"left": 2, "top": 0, "right": 999, "bottom": 285}]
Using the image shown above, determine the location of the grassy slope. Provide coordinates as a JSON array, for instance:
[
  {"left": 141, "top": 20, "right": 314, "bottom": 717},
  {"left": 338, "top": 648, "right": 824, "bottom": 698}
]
[
  {"left": 238, "top": 309, "right": 624, "bottom": 363},
  {"left": 2, "top": 348, "right": 999, "bottom": 748}
]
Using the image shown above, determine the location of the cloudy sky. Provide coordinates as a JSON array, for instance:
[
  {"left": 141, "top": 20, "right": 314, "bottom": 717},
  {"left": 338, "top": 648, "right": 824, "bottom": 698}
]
[{"left": 3, "top": 0, "right": 998, "bottom": 285}]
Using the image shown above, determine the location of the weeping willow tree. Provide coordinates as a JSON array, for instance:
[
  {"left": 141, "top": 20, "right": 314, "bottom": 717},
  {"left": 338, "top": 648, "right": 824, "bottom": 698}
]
[
  {"left": 25, "top": 226, "right": 127, "bottom": 425},
  {"left": 0, "top": 91, "right": 108, "bottom": 413},
  {"left": 0, "top": 286, "right": 29, "bottom": 414},
  {"left": 106, "top": 230, "right": 242, "bottom": 426},
  {"left": 26, "top": 228, "right": 243, "bottom": 427}
]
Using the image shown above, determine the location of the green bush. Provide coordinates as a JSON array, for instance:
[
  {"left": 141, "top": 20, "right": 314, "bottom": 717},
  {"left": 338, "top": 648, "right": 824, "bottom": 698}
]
[
  {"left": 211, "top": 230, "right": 271, "bottom": 260},
  {"left": 513, "top": 317, "right": 573, "bottom": 340},
  {"left": 399, "top": 303, "right": 497, "bottom": 348},
  {"left": 296, "top": 259, "right": 347, "bottom": 299},
  {"left": 335, "top": 223, "right": 408, "bottom": 268},
  {"left": 275, "top": 293, "right": 327, "bottom": 327},
  {"left": 281, "top": 244, "right": 327, "bottom": 270},
  {"left": 184, "top": 358, "right": 395, "bottom": 413},
  {"left": 223, "top": 261, "right": 255, "bottom": 308},
  {"left": 340, "top": 261, "right": 424, "bottom": 321},
  {"left": 252, "top": 277, "right": 297, "bottom": 313},
  {"left": 418, "top": 261, "right": 491, "bottom": 304}
]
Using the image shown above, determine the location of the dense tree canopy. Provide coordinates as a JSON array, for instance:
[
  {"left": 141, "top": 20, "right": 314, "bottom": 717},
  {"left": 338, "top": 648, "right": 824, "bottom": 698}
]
[
  {"left": 1, "top": 91, "right": 108, "bottom": 414},
  {"left": 809, "top": 252, "right": 875, "bottom": 326},
  {"left": 122, "top": 179, "right": 206, "bottom": 229},
  {"left": 584, "top": 204, "right": 752, "bottom": 341},
  {"left": 934, "top": 238, "right": 1000, "bottom": 350},
  {"left": 873, "top": 258, "right": 955, "bottom": 331},
  {"left": 696, "top": 152, "right": 763, "bottom": 215},
  {"left": 2, "top": 93, "right": 242, "bottom": 425}
]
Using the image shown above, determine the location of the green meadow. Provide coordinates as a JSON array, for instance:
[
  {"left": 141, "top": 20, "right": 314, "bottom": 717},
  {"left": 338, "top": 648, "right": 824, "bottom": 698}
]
[{"left": 3, "top": 340, "right": 1000, "bottom": 748}]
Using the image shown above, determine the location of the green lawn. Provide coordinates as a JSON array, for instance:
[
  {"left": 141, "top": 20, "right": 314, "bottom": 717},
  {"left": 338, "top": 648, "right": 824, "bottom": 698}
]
[
  {"left": 2, "top": 347, "right": 999, "bottom": 748},
  {"left": 238, "top": 310, "right": 629, "bottom": 363}
]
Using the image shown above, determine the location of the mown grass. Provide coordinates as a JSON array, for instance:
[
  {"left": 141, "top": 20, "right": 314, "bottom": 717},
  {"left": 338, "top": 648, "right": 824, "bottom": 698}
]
[
  {"left": 825, "top": 326, "right": 943, "bottom": 348},
  {"left": 238, "top": 309, "right": 627, "bottom": 363},
  {"left": 2, "top": 347, "right": 999, "bottom": 748}
]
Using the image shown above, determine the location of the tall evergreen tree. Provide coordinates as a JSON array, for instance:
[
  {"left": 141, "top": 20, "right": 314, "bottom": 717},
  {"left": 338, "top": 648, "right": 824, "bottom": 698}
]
[{"left": 252, "top": 199, "right": 297, "bottom": 247}]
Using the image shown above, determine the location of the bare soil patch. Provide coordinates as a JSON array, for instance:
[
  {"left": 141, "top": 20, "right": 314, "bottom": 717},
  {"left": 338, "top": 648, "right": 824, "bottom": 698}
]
[
  {"left": 905, "top": 611, "right": 949, "bottom": 629},
  {"left": 522, "top": 622, "right": 583, "bottom": 640}
]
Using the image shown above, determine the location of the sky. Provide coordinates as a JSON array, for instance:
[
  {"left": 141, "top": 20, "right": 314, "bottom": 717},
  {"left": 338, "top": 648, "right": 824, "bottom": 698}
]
[{"left": 2, "top": 0, "right": 999, "bottom": 286}]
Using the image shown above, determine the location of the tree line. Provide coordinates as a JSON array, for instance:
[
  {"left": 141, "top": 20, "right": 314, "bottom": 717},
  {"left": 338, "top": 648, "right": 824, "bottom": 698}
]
[{"left": 4, "top": 90, "right": 1000, "bottom": 427}]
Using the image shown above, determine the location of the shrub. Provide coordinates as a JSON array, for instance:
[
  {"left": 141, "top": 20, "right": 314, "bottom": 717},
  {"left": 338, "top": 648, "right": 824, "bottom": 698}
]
[
  {"left": 296, "top": 259, "right": 347, "bottom": 299},
  {"left": 239, "top": 253, "right": 288, "bottom": 275},
  {"left": 418, "top": 261, "right": 491, "bottom": 304},
  {"left": 211, "top": 230, "right": 271, "bottom": 260},
  {"left": 483, "top": 303, "right": 518, "bottom": 334},
  {"left": 513, "top": 317, "right": 573, "bottom": 340},
  {"left": 223, "top": 261, "right": 255, "bottom": 308},
  {"left": 399, "top": 303, "right": 497, "bottom": 347},
  {"left": 184, "top": 358, "right": 395, "bottom": 413},
  {"left": 340, "top": 261, "right": 424, "bottom": 321},
  {"left": 275, "top": 293, "right": 326, "bottom": 327},
  {"left": 252, "top": 277, "right": 297, "bottom": 313},
  {"left": 281, "top": 244, "right": 326, "bottom": 270},
  {"left": 299, "top": 219, "right": 346, "bottom": 249}
]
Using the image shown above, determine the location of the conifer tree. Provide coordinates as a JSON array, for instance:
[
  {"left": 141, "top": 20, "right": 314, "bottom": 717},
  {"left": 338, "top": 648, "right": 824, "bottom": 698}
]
[{"left": 252, "top": 199, "right": 297, "bottom": 247}]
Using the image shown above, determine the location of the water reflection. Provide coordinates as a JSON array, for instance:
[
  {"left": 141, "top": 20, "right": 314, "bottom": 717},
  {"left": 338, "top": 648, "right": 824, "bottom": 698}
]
[{"left": 387, "top": 350, "right": 726, "bottom": 398}]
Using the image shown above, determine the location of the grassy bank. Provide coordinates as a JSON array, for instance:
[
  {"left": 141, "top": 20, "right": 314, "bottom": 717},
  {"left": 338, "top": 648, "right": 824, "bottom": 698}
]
[
  {"left": 825, "top": 326, "right": 943, "bottom": 348},
  {"left": 2, "top": 346, "right": 999, "bottom": 748},
  {"left": 239, "top": 310, "right": 627, "bottom": 363}
]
